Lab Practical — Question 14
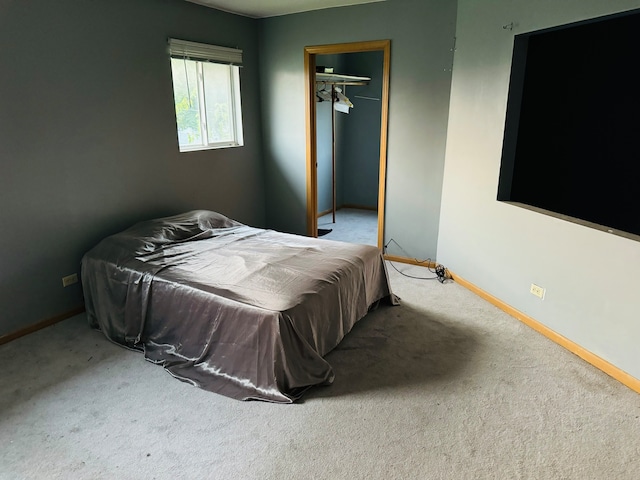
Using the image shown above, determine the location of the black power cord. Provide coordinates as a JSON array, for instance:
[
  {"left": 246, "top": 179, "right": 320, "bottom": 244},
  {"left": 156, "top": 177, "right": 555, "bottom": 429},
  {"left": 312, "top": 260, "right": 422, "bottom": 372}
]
[{"left": 384, "top": 238, "right": 450, "bottom": 283}]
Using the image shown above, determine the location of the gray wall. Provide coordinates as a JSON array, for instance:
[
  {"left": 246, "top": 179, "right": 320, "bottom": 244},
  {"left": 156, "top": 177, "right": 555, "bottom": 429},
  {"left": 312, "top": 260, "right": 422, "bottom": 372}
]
[
  {"left": 0, "top": 0, "right": 265, "bottom": 336},
  {"left": 438, "top": 0, "right": 640, "bottom": 380},
  {"left": 338, "top": 51, "right": 383, "bottom": 209},
  {"left": 316, "top": 97, "right": 334, "bottom": 213},
  {"left": 259, "top": 0, "right": 457, "bottom": 259}
]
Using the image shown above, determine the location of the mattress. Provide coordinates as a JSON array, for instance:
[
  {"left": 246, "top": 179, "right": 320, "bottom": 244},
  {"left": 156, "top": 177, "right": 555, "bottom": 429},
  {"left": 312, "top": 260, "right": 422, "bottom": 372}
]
[{"left": 81, "top": 210, "right": 397, "bottom": 402}]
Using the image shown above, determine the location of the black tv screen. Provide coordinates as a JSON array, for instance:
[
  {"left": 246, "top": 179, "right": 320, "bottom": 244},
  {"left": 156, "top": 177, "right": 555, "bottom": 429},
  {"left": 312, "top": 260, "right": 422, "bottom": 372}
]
[{"left": 497, "top": 9, "right": 640, "bottom": 238}]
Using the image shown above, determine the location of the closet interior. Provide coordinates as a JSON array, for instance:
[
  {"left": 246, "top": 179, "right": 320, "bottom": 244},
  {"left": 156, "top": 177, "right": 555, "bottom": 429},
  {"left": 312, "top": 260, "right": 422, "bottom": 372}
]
[{"left": 315, "top": 51, "right": 384, "bottom": 246}]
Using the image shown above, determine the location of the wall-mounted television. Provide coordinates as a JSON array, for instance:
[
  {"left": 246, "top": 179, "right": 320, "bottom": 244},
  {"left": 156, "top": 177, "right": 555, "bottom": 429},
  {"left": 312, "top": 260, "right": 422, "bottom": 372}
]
[{"left": 497, "top": 9, "right": 640, "bottom": 239}]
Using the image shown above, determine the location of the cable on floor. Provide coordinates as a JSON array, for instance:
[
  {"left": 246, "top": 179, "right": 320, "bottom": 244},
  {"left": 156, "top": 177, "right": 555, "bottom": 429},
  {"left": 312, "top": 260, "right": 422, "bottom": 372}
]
[{"left": 384, "top": 238, "right": 450, "bottom": 283}]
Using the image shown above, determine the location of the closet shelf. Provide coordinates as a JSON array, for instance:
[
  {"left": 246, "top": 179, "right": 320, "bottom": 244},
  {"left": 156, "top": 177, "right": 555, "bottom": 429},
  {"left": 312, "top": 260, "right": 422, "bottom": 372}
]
[{"left": 316, "top": 72, "right": 370, "bottom": 85}]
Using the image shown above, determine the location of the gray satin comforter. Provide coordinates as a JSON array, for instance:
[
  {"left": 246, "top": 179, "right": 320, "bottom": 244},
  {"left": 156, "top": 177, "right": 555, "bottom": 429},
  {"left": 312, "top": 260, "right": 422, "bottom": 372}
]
[{"left": 81, "top": 210, "right": 396, "bottom": 403}]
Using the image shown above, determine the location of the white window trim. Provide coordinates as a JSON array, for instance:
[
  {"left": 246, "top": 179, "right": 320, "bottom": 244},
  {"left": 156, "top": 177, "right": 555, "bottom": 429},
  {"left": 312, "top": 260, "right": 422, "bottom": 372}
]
[{"left": 169, "top": 38, "right": 244, "bottom": 152}]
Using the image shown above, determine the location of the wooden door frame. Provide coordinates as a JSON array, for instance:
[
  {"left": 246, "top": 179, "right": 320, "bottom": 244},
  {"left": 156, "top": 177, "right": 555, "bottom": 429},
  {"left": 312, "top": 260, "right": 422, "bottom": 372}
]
[{"left": 304, "top": 40, "right": 391, "bottom": 249}]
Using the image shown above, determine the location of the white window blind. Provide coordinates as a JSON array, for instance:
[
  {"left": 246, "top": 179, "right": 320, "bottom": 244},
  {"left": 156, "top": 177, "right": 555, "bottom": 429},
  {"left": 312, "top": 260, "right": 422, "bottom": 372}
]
[{"left": 168, "top": 38, "right": 242, "bottom": 66}]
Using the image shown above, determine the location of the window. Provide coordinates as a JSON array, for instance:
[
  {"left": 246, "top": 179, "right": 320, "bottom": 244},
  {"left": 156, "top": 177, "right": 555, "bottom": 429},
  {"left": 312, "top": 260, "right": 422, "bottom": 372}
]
[{"left": 168, "top": 39, "right": 244, "bottom": 152}]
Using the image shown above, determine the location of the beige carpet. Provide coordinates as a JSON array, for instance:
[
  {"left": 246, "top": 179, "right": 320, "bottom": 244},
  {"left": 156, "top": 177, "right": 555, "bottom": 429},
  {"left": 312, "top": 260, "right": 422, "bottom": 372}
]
[{"left": 1, "top": 263, "right": 640, "bottom": 479}]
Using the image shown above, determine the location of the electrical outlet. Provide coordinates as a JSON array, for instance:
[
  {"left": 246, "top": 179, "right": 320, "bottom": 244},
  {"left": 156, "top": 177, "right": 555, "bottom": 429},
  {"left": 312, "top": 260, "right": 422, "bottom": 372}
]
[
  {"left": 62, "top": 273, "right": 78, "bottom": 287},
  {"left": 530, "top": 283, "right": 545, "bottom": 299}
]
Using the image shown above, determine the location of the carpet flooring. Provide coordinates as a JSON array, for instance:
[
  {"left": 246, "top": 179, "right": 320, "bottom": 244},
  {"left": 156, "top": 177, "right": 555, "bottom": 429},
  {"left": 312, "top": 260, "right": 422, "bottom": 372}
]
[
  {"left": 318, "top": 208, "right": 378, "bottom": 245},
  {"left": 1, "top": 263, "right": 640, "bottom": 479}
]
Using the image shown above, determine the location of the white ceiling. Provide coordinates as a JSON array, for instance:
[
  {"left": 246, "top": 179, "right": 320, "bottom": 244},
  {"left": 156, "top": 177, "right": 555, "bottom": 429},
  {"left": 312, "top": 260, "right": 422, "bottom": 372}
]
[{"left": 186, "top": 0, "right": 385, "bottom": 18}]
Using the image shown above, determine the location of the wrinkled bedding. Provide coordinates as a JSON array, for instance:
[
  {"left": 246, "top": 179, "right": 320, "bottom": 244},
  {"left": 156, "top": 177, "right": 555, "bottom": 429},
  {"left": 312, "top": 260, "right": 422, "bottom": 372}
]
[{"left": 81, "top": 210, "right": 396, "bottom": 402}]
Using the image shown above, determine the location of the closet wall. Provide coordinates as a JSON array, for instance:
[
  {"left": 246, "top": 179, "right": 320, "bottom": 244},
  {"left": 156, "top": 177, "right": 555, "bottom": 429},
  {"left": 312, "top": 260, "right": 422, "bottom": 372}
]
[
  {"left": 315, "top": 52, "right": 383, "bottom": 215},
  {"left": 339, "top": 51, "right": 383, "bottom": 210}
]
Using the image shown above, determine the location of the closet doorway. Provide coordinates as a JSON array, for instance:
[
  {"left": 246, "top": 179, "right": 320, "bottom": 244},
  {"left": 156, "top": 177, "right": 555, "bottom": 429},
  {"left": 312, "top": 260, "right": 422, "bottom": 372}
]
[{"left": 304, "top": 40, "right": 390, "bottom": 249}]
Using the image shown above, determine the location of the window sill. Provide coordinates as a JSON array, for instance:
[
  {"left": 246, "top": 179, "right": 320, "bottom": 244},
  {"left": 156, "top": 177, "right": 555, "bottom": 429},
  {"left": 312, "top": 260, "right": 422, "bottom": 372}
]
[{"left": 178, "top": 143, "right": 244, "bottom": 153}]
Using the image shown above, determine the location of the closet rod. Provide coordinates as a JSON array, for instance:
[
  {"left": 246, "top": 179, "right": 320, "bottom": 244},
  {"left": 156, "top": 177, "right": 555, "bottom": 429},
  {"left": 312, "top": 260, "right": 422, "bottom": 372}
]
[
  {"left": 316, "top": 81, "right": 369, "bottom": 86},
  {"left": 354, "top": 95, "right": 380, "bottom": 101}
]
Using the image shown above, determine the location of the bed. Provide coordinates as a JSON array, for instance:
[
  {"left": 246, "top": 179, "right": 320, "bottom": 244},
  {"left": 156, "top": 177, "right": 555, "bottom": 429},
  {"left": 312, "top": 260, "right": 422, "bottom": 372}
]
[{"left": 81, "top": 210, "right": 397, "bottom": 403}]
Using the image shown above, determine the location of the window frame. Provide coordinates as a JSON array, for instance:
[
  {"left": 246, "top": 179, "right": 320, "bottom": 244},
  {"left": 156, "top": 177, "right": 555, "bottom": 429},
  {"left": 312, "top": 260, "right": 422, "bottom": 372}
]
[{"left": 168, "top": 39, "right": 244, "bottom": 153}]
